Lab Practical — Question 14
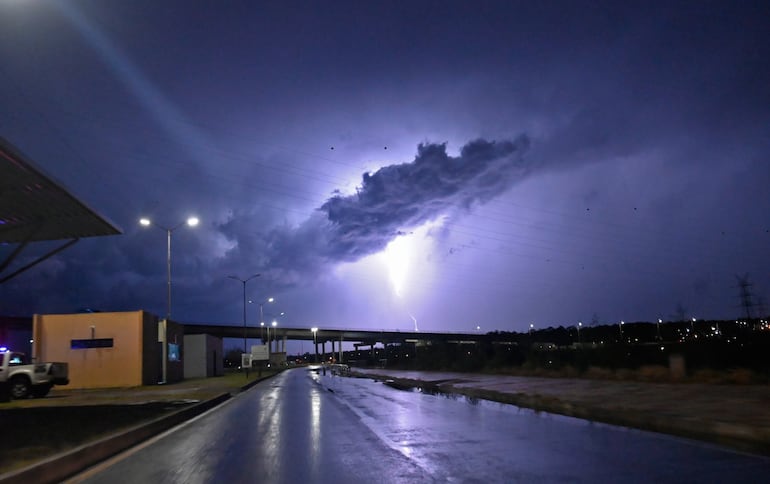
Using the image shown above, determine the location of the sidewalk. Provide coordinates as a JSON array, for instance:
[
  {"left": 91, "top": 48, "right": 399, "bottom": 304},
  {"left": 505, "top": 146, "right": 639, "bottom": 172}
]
[{"left": 353, "top": 368, "right": 770, "bottom": 456}]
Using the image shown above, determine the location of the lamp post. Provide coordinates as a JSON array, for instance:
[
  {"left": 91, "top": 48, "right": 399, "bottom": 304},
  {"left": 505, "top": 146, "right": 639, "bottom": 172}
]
[
  {"left": 139, "top": 216, "right": 199, "bottom": 321},
  {"left": 256, "top": 298, "right": 275, "bottom": 356},
  {"left": 227, "top": 274, "right": 260, "bottom": 356},
  {"left": 577, "top": 322, "right": 582, "bottom": 343},
  {"left": 311, "top": 327, "right": 318, "bottom": 363},
  {"left": 269, "top": 320, "right": 278, "bottom": 358},
  {"left": 265, "top": 318, "right": 278, "bottom": 355},
  {"left": 258, "top": 298, "right": 275, "bottom": 335},
  {"left": 657, "top": 319, "right": 662, "bottom": 341},
  {"left": 267, "top": 311, "right": 284, "bottom": 347},
  {"left": 619, "top": 320, "right": 625, "bottom": 339}
]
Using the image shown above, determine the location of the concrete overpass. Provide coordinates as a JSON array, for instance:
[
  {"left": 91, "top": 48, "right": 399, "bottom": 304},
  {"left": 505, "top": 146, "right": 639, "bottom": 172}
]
[{"left": 183, "top": 323, "right": 513, "bottom": 361}]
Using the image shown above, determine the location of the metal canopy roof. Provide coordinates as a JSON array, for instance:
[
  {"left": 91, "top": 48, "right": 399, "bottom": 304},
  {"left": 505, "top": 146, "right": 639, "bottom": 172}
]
[
  {"left": 0, "top": 137, "right": 122, "bottom": 284},
  {"left": 0, "top": 137, "right": 122, "bottom": 243}
]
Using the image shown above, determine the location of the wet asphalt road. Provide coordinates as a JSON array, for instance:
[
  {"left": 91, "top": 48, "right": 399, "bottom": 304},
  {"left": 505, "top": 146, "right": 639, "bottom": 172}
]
[{"left": 71, "top": 368, "right": 770, "bottom": 483}]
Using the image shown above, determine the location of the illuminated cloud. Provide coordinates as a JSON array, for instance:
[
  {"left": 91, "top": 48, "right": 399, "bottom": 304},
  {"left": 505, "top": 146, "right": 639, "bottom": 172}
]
[
  {"left": 320, "top": 136, "right": 530, "bottom": 261},
  {"left": 223, "top": 136, "right": 530, "bottom": 287}
]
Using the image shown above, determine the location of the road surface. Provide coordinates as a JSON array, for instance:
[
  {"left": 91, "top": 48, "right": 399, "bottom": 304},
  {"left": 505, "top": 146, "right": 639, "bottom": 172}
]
[{"left": 69, "top": 367, "right": 770, "bottom": 483}]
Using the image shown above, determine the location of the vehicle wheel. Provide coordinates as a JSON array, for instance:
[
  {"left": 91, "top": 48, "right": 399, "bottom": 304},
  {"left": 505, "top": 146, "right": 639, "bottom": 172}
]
[
  {"left": 9, "top": 376, "right": 31, "bottom": 399},
  {"left": 32, "top": 384, "right": 52, "bottom": 398}
]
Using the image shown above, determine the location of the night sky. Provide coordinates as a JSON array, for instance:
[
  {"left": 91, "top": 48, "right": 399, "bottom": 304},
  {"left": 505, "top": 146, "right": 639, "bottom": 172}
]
[{"left": 1, "top": 1, "right": 769, "bottom": 335}]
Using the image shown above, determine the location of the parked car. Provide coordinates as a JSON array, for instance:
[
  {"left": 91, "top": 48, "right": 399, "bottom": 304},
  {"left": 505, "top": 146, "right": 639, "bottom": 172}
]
[{"left": 0, "top": 348, "right": 69, "bottom": 399}]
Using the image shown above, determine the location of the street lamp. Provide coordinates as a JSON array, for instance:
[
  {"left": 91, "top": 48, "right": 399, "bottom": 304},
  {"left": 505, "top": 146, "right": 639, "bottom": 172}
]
[
  {"left": 619, "top": 320, "right": 625, "bottom": 338},
  {"left": 657, "top": 318, "right": 662, "bottom": 341},
  {"left": 577, "top": 322, "right": 582, "bottom": 343},
  {"left": 268, "top": 320, "right": 278, "bottom": 357},
  {"left": 266, "top": 318, "right": 278, "bottom": 354},
  {"left": 259, "top": 297, "right": 275, "bottom": 333},
  {"left": 228, "top": 274, "right": 260, "bottom": 355},
  {"left": 311, "top": 327, "right": 318, "bottom": 363},
  {"left": 139, "top": 216, "right": 199, "bottom": 321}
]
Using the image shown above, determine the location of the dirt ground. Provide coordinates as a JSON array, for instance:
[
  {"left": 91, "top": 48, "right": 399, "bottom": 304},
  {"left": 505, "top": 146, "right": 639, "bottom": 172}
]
[{"left": 353, "top": 368, "right": 770, "bottom": 456}]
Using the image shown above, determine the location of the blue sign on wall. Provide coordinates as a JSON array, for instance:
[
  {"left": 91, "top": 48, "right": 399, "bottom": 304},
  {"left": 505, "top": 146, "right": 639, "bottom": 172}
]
[
  {"left": 168, "top": 343, "right": 180, "bottom": 361},
  {"left": 71, "top": 338, "right": 114, "bottom": 349}
]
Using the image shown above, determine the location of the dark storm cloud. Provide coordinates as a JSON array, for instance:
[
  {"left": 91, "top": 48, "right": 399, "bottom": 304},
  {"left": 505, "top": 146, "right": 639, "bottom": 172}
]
[
  {"left": 224, "top": 136, "right": 530, "bottom": 285},
  {"left": 321, "top": 136, "right": 530, "bottom": 259}
]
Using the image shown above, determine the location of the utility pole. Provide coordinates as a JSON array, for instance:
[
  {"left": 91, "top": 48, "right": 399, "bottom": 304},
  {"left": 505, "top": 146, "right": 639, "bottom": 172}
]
[
  {"left": 736, "top": 273, "right": 756, "bottom": 327},
  {"left": 228, "top": 273, "right": 260, "bottom": 377}
]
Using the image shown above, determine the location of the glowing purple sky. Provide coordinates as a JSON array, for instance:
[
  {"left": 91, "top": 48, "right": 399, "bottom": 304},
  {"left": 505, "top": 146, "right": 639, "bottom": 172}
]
[{"left": 1, "top": 1, "right": 769, "bottom": 334}]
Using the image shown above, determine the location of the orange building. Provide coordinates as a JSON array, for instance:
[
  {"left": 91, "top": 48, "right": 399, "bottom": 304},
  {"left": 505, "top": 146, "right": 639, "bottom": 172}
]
[{"left": 32, "top": 310, "right": 184, "bottom": 389}]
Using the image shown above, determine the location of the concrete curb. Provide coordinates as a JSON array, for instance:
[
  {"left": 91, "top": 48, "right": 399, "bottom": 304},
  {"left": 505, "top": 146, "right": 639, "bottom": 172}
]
[
  {"left": 239, "top": 368, "right": 284, "bottom": 392},
  {"left": 358, "top": 372, "right": 770, "bottom": 457},
  {"left": 0, "top": 393, "right": 230, "bottom": 484}
]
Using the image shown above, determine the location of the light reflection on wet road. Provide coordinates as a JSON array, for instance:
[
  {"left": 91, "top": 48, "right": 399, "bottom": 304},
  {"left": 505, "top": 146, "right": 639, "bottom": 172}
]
[{"left": 72, "top": 368, "right": 769, "bottom": 483}]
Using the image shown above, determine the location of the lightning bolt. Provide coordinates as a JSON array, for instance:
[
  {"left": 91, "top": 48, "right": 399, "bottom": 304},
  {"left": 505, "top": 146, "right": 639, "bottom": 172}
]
[{"left": 410, "top": 313, "right": 419, "bottom": 332}]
